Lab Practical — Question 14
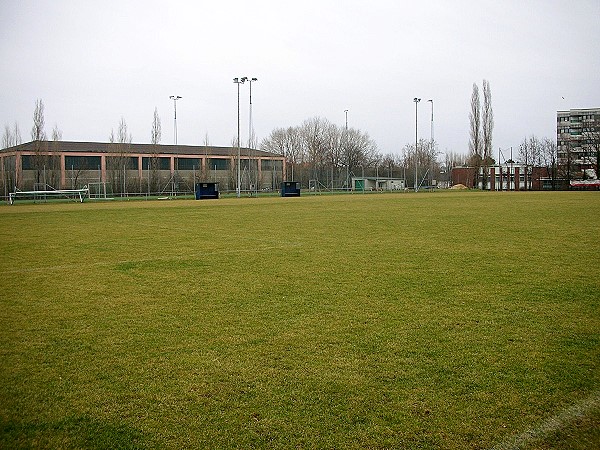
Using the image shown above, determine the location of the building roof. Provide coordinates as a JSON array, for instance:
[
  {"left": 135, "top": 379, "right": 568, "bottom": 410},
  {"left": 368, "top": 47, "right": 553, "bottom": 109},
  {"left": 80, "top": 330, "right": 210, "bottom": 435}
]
[
  {"left": 557, "top": 107, "right": 600, "bottom": 115},
  {"left": 1, "top": 140, "right": 282, "bottom": 158}
]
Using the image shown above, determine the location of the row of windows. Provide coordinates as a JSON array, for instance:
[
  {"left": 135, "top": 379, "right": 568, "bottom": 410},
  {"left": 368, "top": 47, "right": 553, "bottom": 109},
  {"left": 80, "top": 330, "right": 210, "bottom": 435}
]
[
  {"left": 559, "top": 140, "right": 599, "bottom": 146},
  {"left": 557, "top": 114, "right": 598, "bottom": 122},
  {"left": 20, "top": 155, "right": 283, "bottom": 172}
]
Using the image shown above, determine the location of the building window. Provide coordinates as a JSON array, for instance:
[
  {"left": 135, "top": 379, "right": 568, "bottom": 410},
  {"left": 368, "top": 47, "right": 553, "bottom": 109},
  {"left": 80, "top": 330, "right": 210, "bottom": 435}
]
[
  {"left": 262, "top": 160, "right": 283, "bottom": 171},
  {"left": 208, "top": 158, "right": 229, "bottom": 170},
  {"left": 65, "top": 155, "right": 101, "bottom": 170},
  {"left": 177, "top": 158, "right": 200, "bottom": 170},
  {"left": 106, "top": 156, "right": 137, "bottom": 171}
]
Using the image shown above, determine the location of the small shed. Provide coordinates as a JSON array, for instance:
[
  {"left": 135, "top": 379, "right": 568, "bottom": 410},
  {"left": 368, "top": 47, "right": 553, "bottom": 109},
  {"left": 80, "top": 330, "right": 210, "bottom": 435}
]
[
  {"left": 281, "top": 181, "right": 301, "bottom": 197},
  {"left": 195, "top": 182, "right": 219, "bottom": 200}
]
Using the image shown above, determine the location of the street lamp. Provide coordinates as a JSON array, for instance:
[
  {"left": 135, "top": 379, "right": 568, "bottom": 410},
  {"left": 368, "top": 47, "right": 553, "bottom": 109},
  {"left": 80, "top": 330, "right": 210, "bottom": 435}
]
[
  {"left": 414, "top": 97, "right": 421, "bottom": 192},
  {"left": 233, "top": 77, "right": 247, "bottom": 198}
]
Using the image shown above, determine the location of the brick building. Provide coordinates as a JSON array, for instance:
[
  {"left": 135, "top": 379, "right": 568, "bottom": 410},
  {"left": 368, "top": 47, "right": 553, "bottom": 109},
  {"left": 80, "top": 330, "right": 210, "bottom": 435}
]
[
  {"left": 451, "top": 164, "right": 550, "bottom": 190},
  {"left": 1, "top": 140, "right": 285, "bottom": 197}
]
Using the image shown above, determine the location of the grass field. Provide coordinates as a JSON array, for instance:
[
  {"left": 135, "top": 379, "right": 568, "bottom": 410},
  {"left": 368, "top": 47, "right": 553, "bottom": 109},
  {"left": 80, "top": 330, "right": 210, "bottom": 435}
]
[{"left": 1, "top": 191, "right": 599, "bottom": 449}]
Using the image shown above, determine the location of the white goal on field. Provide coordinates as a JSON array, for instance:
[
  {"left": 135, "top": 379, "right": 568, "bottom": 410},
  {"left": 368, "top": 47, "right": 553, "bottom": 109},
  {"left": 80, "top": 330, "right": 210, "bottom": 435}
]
[{"left": 9, "top": 186, "right": 90, "bottom": 204}]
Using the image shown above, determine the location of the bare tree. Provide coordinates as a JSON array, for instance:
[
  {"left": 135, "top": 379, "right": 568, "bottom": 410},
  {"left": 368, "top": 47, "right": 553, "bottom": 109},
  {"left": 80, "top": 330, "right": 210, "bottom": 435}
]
[
  {"left": 14, "top": 122, "right": 21, "bottom": 145},
  {"left": 482, "top": 80, "right": 494, "bottom": 161},
  {"left": 481, "top": 80, "right": 494, "bottom": 188},
  {"left": 31, "top": 99, "right": 46, "bottom": 142},
  {"left": 445, "top": 151, "right": 468, "bottom": 168},
  {"left": 108, "top": 118, "right": 133, "bottom": 195},
  {"left": 468, "top": 83, "right": 482, "bottom": 187},
  {"left": 261, "top": 126, "right": 303, "bottom": 182},
  {"left": 3, "top": 122, "right": 21, "bottom": 149},
  {"left": 401, "top": 138, "right": 440, "bottom": 189},
  {"left": 2, "top": 125, "right": 12, "bottom": 149},
  {"left": 151, "top": 107, "right": 161, "bottom": 146},
  {"left": 519, "top": 136, "right": 542, "bottom": 190},
  {"left": 540, "top": 137, "right": 559, "bottom": 190},
  {"left": 45, "top": 125, "right": 62, "bottom": 188},
  {"left": 382, "top": 153, "right": 396, "bottom": 178},
  {"left": 147, "top": 108, "right": 162, "bottom": 192},
  {"left": 29, "top": 99, "right": 50, "bottom": 188},
  {"left": 302, "top": 117, "right": 328, "bottom": 181}
]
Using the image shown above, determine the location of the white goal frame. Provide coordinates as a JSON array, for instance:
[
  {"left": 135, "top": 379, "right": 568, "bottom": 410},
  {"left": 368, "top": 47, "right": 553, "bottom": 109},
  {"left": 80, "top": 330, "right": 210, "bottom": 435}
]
[{"left": 9, "top": 186, "right": 90, "bottom": 205}]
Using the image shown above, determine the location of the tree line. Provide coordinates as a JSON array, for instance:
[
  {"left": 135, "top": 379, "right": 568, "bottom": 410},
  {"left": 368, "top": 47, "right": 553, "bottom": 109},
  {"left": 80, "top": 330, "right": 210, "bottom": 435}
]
[{"left": 260, "top": 117, "right": 458, "bottom": 189}]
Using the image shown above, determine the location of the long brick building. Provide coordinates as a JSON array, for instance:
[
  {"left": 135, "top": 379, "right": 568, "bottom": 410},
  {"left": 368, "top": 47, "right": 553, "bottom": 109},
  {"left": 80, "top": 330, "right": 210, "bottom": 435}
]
[{"left": 1, "top": 140, "right": 286, "bottom": 197}]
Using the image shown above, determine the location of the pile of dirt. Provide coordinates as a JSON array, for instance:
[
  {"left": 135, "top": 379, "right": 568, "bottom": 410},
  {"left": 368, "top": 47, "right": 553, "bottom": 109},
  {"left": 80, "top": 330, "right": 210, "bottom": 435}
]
[{"left": 450, "top": 184, "right": 468, "bottom": 190}]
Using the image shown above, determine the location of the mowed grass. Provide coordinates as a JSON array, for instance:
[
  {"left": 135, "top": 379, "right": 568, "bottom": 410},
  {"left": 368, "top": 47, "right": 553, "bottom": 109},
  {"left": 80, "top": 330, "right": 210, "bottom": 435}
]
[{"left": 0, "top": 191, "right": 598, "bottom": 449}]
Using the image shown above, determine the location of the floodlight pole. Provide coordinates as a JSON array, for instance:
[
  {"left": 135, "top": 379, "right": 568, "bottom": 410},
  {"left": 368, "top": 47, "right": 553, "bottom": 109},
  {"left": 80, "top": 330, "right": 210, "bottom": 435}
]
[
  {"left": 169, "top": 95, "right": 182, "bottom": 146},
  {"left": 249, "top": 77, "right": 258, "bottom": 193},
  {"left": 248, "top": 78, "right": 258, "bottom": 150},
  {"left": 414, "top": 97, "right": 421, "bottom": 192},
  {"left": 344, "top": 109, "right": 349, "bottom": 190},
  {"left": 170, "top": 95, "right": 182, "bottom": 196},
  {"left": 234, "top": 77, "right": 247, "bottom": 198},
  {"left": 428, "top": 99, "right": 433, "bottom": 188},
  {"left": 427, "top": 99, "right": 434, "bottom": 143}
]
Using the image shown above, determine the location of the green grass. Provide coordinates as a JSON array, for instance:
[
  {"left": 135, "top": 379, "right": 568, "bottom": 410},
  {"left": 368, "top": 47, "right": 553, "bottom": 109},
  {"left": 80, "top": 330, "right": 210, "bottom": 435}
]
[{"left": 1, "top": 191, "right": 599, "bottom": 449}]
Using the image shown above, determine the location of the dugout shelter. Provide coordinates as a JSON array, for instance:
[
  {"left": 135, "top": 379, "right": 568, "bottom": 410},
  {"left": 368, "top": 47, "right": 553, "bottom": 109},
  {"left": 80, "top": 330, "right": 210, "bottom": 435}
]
[
  {"left": 281, "top": 181, "right": 300, "bottom": 197},
  {"left": 195, "top": 182, "right": 219, "bottom": 199}
]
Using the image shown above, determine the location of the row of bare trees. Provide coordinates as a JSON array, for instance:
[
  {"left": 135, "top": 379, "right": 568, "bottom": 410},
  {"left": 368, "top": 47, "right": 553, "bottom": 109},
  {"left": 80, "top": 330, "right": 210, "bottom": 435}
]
[
  {"left": 260, "top": 117, "right": 379, "bottom": 188},
  {"left": 260, "top": 117, "right": 454, "bottom": 189},
  {"left": 518, "top": 136, "right": 561, "bottom": 190}
]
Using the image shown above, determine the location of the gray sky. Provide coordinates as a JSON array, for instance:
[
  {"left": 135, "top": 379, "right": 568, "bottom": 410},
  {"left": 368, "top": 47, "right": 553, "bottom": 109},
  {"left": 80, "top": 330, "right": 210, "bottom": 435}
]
[{"left": 1, "top": 0, "right": 599, "bottom": 158}]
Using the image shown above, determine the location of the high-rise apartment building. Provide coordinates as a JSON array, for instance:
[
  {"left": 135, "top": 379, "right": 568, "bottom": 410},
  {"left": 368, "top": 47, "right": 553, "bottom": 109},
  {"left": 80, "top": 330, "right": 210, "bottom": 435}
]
[{"left": 557, "top": 108, "right": 600, "bottom": 179}]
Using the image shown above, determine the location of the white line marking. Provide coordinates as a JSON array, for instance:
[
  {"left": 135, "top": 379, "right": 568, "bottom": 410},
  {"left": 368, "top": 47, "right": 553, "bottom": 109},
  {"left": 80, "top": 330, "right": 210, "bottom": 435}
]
[{"left": 489, "top": 391, "right": 600, "bottom": 450}]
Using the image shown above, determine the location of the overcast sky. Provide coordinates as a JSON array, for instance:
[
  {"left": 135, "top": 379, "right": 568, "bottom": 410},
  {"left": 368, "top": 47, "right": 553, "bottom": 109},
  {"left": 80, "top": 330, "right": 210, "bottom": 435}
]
[{"left": 1, "top": 0, "right": 599, "bottom": 158}]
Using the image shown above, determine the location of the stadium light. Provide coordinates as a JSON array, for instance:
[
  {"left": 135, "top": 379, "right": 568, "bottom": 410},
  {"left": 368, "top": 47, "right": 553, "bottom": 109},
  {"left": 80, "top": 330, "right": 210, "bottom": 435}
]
[
  {"left": 169, "top": 95, "right": 182, "bottom": 145},
  {"left": 248, "top": 78, "right": 258, "bottom": 149},
  {"left": 414, "top": 97, "right": 421, "bottom": 192},
  {"left": 233, "top": 78, "right": 247, "bottom": 198},
  {"left": 344, "top": 109, "right": 349, "bottom": 190}
]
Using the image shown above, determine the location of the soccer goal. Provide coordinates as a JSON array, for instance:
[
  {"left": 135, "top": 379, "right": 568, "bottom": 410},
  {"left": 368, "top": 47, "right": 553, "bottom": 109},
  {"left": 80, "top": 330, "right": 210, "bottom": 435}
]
[
  {"left": 9, "top": 186, "right": 90, "bottom": 205},
  {"left": 87, "top": 182, "right": 113, "bottom": 199}
]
